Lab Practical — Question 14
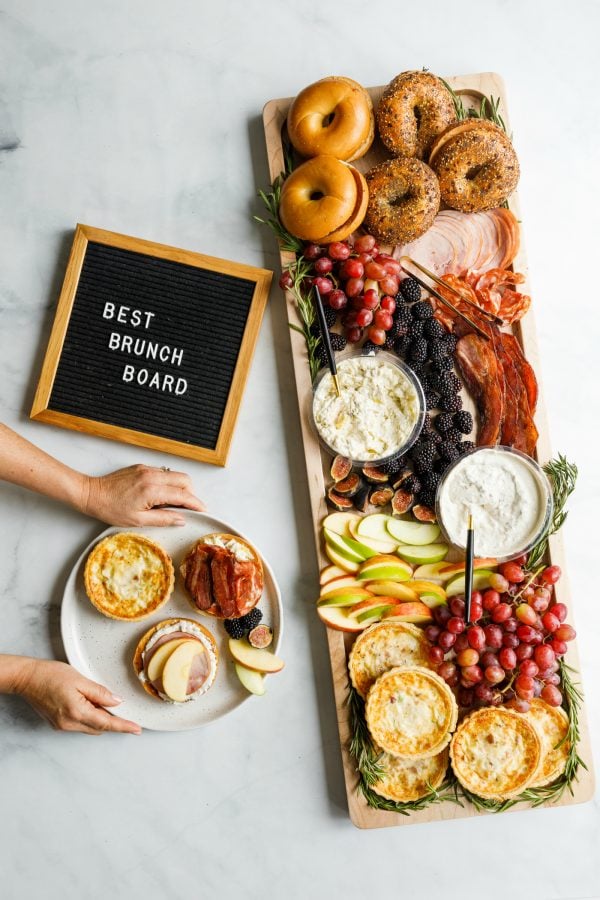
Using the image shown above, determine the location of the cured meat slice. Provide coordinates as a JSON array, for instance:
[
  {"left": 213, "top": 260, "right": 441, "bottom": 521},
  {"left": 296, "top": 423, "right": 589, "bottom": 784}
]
[
  {"left": 500, "top": 331, "right": 538, "bottom": 415},
  {"left": 185, "top": 546, "right": 213, "bottom": 610},
  {"left": 210, "top": 547, "right": 237, "bottom": 618},
  {"left": 496, "top": 333, "right": 538, "bottom": 456},
  {"left": 455, "top": 333, "right": 504, "bottom": 446},
  {"left": 231, "top": 559, "right": 264, "bottom": 616},
  {"left": 186, "top": 649, "right": 211, "bottom": 694}
]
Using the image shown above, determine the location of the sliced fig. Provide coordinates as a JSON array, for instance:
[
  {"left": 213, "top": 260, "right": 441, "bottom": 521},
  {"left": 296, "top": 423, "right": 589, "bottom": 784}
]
[
  {"left": 334, "top": 473, "right": 361, "bottom": 496},
  {"left": 369, "top": 486, "right": 394, "bottom": 507},
  {"left": 362, "top": 465, "right": 389, "bottom": 484},
  {"left": 413, "top": 504, "right": 437, "bottom": 523},
  {"left": 392, "top": 489, "right": 414, "bottom": 515},
  {"left": 248, "top": 624, "right": 273, "bottom": 649},
  {"left": 331, "top": 455, "right": 352, "bottom": 483},
  {"left": 353, "top": 484, "right": 371, "bottom": 513},
  {"left": 392, "top": 468, "right": 413, "bottom": 490},
  {"left": 327, "top": 487, "right": 354, "bottom": 511}
]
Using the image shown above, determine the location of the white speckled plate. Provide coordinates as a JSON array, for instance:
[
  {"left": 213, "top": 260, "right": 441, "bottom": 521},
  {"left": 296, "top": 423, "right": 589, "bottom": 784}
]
[{"left": 61, "top": 511, "right": 283, "bottom": 731}]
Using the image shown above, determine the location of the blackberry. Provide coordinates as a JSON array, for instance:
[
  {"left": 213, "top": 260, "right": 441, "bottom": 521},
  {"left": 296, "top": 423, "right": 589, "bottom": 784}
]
[
  {"left": 237, "top": 608, "right": 263, "bottom": 631},
  {"left": 430, "top": 340, "right": 450, "bottom": 364},
  {"left": 434, "top": 371, "right": 461, "bottom": 395},
  {"left": 412, "top": 441, "right": 436, "bottom": 474},
  {"left": 442, "top": 333, "right": 458, "bottom": 353},
  {"left": 417, "top": 489, "right": 436, "bottom": 508},
  {"left": 454, "top": 410, "right": 474, "bottom": 434},
  {"left": 424, "top": 390, "right": 440, "bottom": 411},
  {"left": 395, "top": 304, "right": 414, "bottom": 325},
  {"left": 424, "top": 318, "right": 445, "bottom": 340},
  {"left": 421, "top": 471, "right": 440, "bottom": 493},
  {"left": 409, "top": 319, "right": 425, "bottom": 338},
  {"left": 362, "top": 340, "right": 380, "bottom": 355},
  {"left": 432, "top": 355, "right": 453, "bottom": 373},
  {"left": 459, "top": 440, "right": 476, "bottom": 455},
  {"left": 435, "top": 412, "right": 454, "bottom": 433},
  {"left": 409, "top": 362, "right": 427, "bottom": 380},
  {"left": 440, "top": 440, "right": 460, "bottom": 461},
  {"left": 412, "top": 300, "right": 434, "bottom": 320},
  {"left": 410, "top": 338, "right": 428, "bottom": 363},
  {"left": 380, "top": 455, "right": 404, "bottom": 475},
  {"left": 310, "top": 323, "right": 320, "bottom": 338},
  {"left": 402, "top": 474, "right": 421, "bottom": 494},
  {"left": 394, "top": 334, "right": 411, "bottom": 356},
  {"left": 324, "top": 306, "right": 338, "bottom": 328},
  {"left": 329, "top": 332, "right": 347, "bottom": 352},
  {"left": 224, "top": 619, "right": 246, "bottom": 639},
  {"left": 445, "top": 427, "right": 462, "bottom": 444},
  {"left": 389, "top": 317, "right": 409, "bottom": 340},
  {"left": 384, "top": 334, "right": 396, "bottom": 351},
  {"left": 421, "top": 414, "right": 436, "bottom": 434},
  {"left": 435, "top": 457, "right": 451, "bottom": 475},
  {"left": 316, "top": 344, "right": 329, "bottom": 366},
  {"left": 440, "top": 393, "right": 463, "bottom": 413},
  {"left": 399, "top": 278, "right": 421, "bottom": 303}
]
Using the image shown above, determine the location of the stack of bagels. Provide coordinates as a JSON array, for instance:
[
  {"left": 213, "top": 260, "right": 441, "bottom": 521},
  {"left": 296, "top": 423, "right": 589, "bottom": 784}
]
[{"left": 280, "top": 71, "right": 519, "bottom": 247}]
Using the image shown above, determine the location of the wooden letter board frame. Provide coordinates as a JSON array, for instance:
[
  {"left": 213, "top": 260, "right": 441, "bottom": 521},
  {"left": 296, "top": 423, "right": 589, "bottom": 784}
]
[{"left": 31, "top": 225, "right": 272, "bottom": 465}]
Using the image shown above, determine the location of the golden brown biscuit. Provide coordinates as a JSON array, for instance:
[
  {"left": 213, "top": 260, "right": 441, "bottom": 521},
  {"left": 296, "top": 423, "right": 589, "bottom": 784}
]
[
  {"left": 371, "top": 746, "right": 449, "bottom": 803},
  {"left": 349, "top": 621, "right": 431, "bottom": 699},
  {"left": 525, "top": 699, "right": 570, "bottom": 788}
]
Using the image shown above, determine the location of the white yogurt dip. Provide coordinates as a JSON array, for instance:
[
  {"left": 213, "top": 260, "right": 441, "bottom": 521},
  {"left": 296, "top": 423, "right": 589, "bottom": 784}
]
[
  {"left": 312, "top": 356, "right": 421, "bottom": 461},
  {"left": 437, "top": 447, "right": 550, "bottom": 559}
]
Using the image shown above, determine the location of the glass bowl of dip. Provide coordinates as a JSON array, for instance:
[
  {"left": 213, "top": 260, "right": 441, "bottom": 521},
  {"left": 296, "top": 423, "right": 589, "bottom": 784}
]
[
  {"left": 435, "top": 446, "right": 553, "bottom": 563},
  {"left": 310, "top": 350, "right": 426, "bottom": 466}
]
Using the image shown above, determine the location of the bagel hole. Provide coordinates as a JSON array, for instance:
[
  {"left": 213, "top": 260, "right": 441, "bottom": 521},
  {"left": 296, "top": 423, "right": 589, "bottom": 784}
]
[
  {"left": 389, "top": 190, "right": 412, "bottom": 207},
  {"left": 309, "top": 190, "right": 325, "bottom": 201},
  {"left": 413, "top": 105, "right": 422, "bottom": 128},
  {"left": 465, "top": 164, "right": 485, "bottom": 181},
  {"left": 322, "top": 112, "right": 335, "bottom": 128}
]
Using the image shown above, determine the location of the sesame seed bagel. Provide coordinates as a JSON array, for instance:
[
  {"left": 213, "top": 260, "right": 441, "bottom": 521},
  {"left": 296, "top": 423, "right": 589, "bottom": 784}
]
[
  {"left": 429, "top": 120, "right": 519, "bottom": 212},
  {"left": 287, "top": 75, "right": 374, "bottom": 162},
  {"left": 377, "top": 71, "right": 456, "bottom": 160},
  {"left": 364, "top": 157, "right": 440, "bottom": 244}
]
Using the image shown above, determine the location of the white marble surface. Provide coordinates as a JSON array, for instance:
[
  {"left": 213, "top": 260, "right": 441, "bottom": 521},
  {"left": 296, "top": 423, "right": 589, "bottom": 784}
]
[{"left": 0, "top": 1, "right": 599, "bottom": 897}]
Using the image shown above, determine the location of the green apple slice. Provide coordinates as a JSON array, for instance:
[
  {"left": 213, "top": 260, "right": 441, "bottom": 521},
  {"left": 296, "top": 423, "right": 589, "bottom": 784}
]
[
  {"left": 437, "top": 558, "right": 498, "bottom": 582},
  {"left": 419, "top": 592, "right": 448, "bottom": 609},
  {"left": 386, "top": 518, "right": 441, "bottom": 546},
  {"left": 322, "top": 511, "right": 360, "bottom": 537},
  {"left": 235, "top": 663, "right": 266, "bottom": 696},
  {"left": 348, "top": 519, "right": 397, "bottom": 554},
  {"left": 445, "top": 570, "right": 494, "bottom": 597},
  {"left": 319, "top": 576, "right": 364, "bottom": 596},
  {"left": 325, "top": 544, "right": 359, "bottom": 574},
  {"left": 396, "top": 543, "right": 449, "bottom": 565},
  {"left": 323, "top": 528, "right": 376, "bottom": 562},
  {"left": 317, "top": 587, "right": 373, "bottom": 608},
  {"left": 413, "top": 562, "right": 450, "bottom": 583},
  {"left": 356, "top": 513, "right": 394, "bottom": 544},
  {"left": 357, "top": 556, "right": 413, "bottom": 582},
  {"left": 381, "top": 601, "right": 434, "bottom": 624},
  {"left": 347, "top": 597, "right": 398, "bottom": 620}
]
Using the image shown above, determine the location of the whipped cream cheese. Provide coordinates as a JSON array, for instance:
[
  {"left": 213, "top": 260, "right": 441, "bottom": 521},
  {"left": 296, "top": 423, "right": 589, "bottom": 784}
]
[
  {"left": 312, "top": 356, "right": 420, "bottom": 461},
  {"left": 438, "top": 448, "right": 549, "bottom": 558},
  {"left": 201, "top": 534, "right": 253, "bottom": 561},
  {"left": 139, "top": 621, "right": 217, "bottom": 703}
]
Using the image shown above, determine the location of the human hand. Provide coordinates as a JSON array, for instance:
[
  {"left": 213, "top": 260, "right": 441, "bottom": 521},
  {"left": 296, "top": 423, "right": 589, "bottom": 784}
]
[
  {"left": 81, "top": 464, "right": 206, "bottom": 526},
  {"left": 15, "top": 659, "right": 142, "bottom": 735}
]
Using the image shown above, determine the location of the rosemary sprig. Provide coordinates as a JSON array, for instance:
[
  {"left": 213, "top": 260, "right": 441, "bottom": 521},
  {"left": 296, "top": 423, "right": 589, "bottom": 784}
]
[
  {"left": 348, "top": 687, "right": 462, "bottom": 814},
  {"left": 440, "top": 78, "right": 509, "bottom": 135},
  {"left": 526, "top": 455, "right": 578, "bottom": 570},
  {"left": 285, "top": 255, "right": 321, "bottom": 381},
  {"left": 254, "top": 172, "right": 303, "bottom": 254}
]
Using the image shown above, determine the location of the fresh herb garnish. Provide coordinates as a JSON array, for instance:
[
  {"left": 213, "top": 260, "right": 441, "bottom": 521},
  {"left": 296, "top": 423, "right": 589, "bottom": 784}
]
[
  {"left": 285, "top": 255, "right": 321, "bottom": 381},
  {"left": 527, "top": 455, "right": 578, "bottom": 570},
  {"left": 254, "top": 172, "right": 303, "bottom": 254},
  {"left": 440, "top": 79, "right": 509, "bottom": 135}
]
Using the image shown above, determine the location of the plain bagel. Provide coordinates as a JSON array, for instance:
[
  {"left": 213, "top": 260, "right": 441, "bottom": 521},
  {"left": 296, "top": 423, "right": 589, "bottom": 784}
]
[
  {"left": 279, "top": 155, "right": 369, "bottom": 243},
  {"left": 377, "top": 71, "right": 456, "bottom": 160},
  {"left": 364, "top": 157, "right": 440, "bottom": 245},
  {"left": 287, "top": 75, "right": 374, "bottom": 162}
]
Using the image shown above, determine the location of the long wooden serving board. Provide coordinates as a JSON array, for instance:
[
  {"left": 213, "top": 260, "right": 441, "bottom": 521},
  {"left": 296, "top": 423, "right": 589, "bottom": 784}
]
[{"left": 262, "top": 73, "right": 595, "bottom": 827}]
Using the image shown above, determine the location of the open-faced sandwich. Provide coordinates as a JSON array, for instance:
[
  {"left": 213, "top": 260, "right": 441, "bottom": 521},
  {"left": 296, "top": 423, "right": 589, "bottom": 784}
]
[
  {"left": 84, "top": 532, "right": 174, "bottom": 621},
  {"left": 133, "top": 617, "right": 218, "bottom": 703},
  {"left": 180, "top": 533, "right": 264, "bottom": 619}
]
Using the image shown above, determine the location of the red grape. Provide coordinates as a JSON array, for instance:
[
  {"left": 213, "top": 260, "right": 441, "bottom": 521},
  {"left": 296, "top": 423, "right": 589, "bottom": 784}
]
[
  {"left": 279, "top": 270, "right": 293, "bottom": 290},
  {"left": 522, "top": 586, "right": 535, "bottom": 601},
  {"left": 507, "top": 697, "right": 531, "bottom": 713},
  {"left": 485, "top": 665, "right": 505, "bottom": 685},
  {"left": 355, "top": 234, "right": 376, "bottom": 253},
  {"left": 314, "top": 257, "right": 333, "bottom": 275},
  {"left": 438, "top": 661, "right": 457, "bottom": 683},
  {"left": 515, "top": 643, "right": 534, "bottom": 661},
  {"left": 454, "top": 633, "right": 469, "bottom": 652},
  {"left": 499, "top": 647, "right": 517, "bottom": 670},
  {"left": 530, "top": 593, "right": 550, "bottom": 613},
  {"left": 513, "top": 554, "right": 528, "bottom": 566},
  {"left": 541, "top": 611, "right": 560, "bottom": 633},
  {"left": 516, "top": 603, "right": 537, "bottom": 626},
  {"left": 491, "top": 603, "right": 512, "bottom": 623},
  {"left": 503, "top": 616, "right": 518, "bottom": 633},
  {"left": 534, "top": 644, "right": 556, "bottom": 669},
  {"left": 313, "top": 276, "right": 333, "bottom": 295},
  {"left": 515, "top": 674, "right": 535, "bottom": 700},
  {"left": 484, "top": 624, "right": 503, "bottom": 649},
  {"left": 447, "top": 616, "right": 465, "bottom": 635},
  {"left": 438, "top": 630, "right": 456, "bottom": 651},
  {"left": 304, "top": 243, "right": 322, "bottom": 260},
  {"left": 357, "top": 251, "right": 373, "bottom": 266},
  {"left": 345, "top": 277, "right": 364, "bottom": 298},
  {"left": 470, "top": 601, "right": 483, "bottom": 622},
  {"left": 551, "top": 603, "right": 568, "bottom": 623},
  {"left": 516, "top": 624, "right": 537, "bottom": 643},
  {"left": 380, "top": 275, "right": 399, "bottom": 296},
  {"left": 467, "top": 625, "right": 486, "bottom": 652},
  {"left": 356, "top": 308, "right": 373, "bottom": 327},
  {"left": 342, "top": 310, "right": 358, "bottom": 327},
  {"left": 328, "top": 241, "right": 351, "bottom": 261},
  {"left": 458, "top": 687, "right": 474, "bottom": 708},
  {"left": 434, "top": 606, "right": 452, "bottom": 626},
  {"left": 449, "top": 596, "right": 465, "bottom": 617},
  {"left": 373, "top": 309, "right": 393, "bottom": 330},
  {"left": 475, "top": 683, "right": 494, "bottom": 703},
  {"left": 362, "top": 289, "right": 379, "bottom": 310},
  {"left": 379, "top": 258, "right": 401, "bottom": 277},
  {"left": 482, "top": 589, "right": 501, "bottom": 611},
  {"left": 367, "top": 326, "right": 386, "bottom": 346},
  {"left": 380, "top": 295, "right": 396, "bottom": 314},
  {"left": 340, "top": 258, "right": 364, "bottom": 280},
  {"left": 428, "top": 645, "right": 444, "bottom": 665},
  {"left": 345, "top": 326, "right": 363, "bottom": 343},
  {"left": 328, "top": 289, "right": 347, "bottom": 311},
  {"left": 364, "top": 261, "right": 386, "bottom": 281},
  {"left": 543, "top": 672, "right": 561, "bottom": 686},
  {"left": 499, "top": 562, "right": 525, "bottom": 583},
  {"left": 481, "top": 651, "right": 499, "bottom": 668},
  {"left": 519, "top": 659, "right": 539, "bottom": 678},
  {"left": 425, "top": 624, "right": 441, "bottom": 643},
  {"left": 541, "top": 684, "right": 562, "bottom": 706},
  {"left": 462, "top": 665, "right": 483, "bottom": 684},
  {"left": 457, "top": 648, "right": 479, "bottom": 667},
  {"left": 502, "top": 632, "right": 519, "bottom": 649},
  {"left": 489, "top": 573, "right": 509, "bottom": 593},
  {"left": 555, "top": 624, "right": 576, "bottom": 642},
  {"left": 542, "top": 565, "right": 561, "bottom": 584},
  {"left": 550, "top": 638, "right": 567, "bottom": 657}
]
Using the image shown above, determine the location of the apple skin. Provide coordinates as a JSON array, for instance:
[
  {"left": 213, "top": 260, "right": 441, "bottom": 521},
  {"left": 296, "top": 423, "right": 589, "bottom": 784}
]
[
  {"left": 357, "top": 556, "right": 413, "bottom": 582},
  {"left": 228, "top": 639, "right": 284, "bottom": 674},
  {"left": 381, "top": 601, "right": 434, "bottom": 624},
  {"left": 412, "top": 562, "right": 449, "bottom": 584},
  {"left": 319, "top": 576, "right": 365, "bottom": 596},
  {"left": 438, "top": 558, "right": 498, "bottom": 580},
  {"left": 320, "top": 564, "right": 347, "bottom": 585},
  {"left": 317, "top": 605, "right": 367, "bottom": 632},
  {"left": 406, "top": 580, "right": 447, "bottom": 602},
  {"left": 367, "top": 581, "right": 419, "bottom": 602},
  {"left": 445, "top": 570, "right": 494, "bottom": 597},
  {"left": 235, "top": 663, "right": 266, "bottom": 696},
  {"left": 325, "top": 544, "right": 359, "bottom": 574},
  {"left": 386, "top": 518, "right": 441, "bottom": 546},
  {"left": 317, "top": 587, "right": 373, "bottom": 608},
  {"left": 356, "top": 513, "right": 395, "bottom": 544},
  {"left": 348, "top": 597, "right": 399, "bottom": 620},
  {"left": 323, "top": 528, "right": 366, "bottom": 563},
  {"left": 396, "top": 543, "right": 449, "bottom": 565},
  {"left": 348, "top": 519, "right": 397, "bottom": 554}
]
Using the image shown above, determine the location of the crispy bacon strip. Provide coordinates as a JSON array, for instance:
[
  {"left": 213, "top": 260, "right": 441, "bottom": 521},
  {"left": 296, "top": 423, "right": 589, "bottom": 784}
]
[
  {"left": 455, "top": 333, "right": 504, "bottom": 446},
  {"left": 500, "top": 331, "right": 538, "bottom": 415},
  {"left": 497, "top": 333, "right": 538, "bottom": 455}
]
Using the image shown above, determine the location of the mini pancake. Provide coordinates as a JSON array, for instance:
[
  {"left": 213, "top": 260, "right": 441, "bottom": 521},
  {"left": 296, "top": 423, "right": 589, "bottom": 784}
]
[{"left": 349, "top": 621, "right": 432, "bottom": 699}]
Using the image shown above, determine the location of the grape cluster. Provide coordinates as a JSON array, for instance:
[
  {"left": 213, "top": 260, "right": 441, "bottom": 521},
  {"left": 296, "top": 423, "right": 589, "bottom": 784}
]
[{"left": 424, "top": 560, "right": 574, "bottom": 712}]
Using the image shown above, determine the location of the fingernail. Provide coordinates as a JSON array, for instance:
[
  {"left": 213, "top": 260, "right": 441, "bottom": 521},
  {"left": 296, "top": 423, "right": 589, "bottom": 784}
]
[
  {"left": 132, "top": 727, "right": 142, "bottom": 735},
  {"left": 174, "top": 518, "right": 186, "bottom": 526},
  {"left": 111, "top": 694, "right": 124, "bottom": 703}
]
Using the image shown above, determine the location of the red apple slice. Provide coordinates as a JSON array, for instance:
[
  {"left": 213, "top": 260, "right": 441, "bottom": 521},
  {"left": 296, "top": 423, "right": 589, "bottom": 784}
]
[
  {"left": 228, "top": 639, "right": 284, "bottom": 673},
  {"left": 320, "top": 564, "right": 347, "bottom": 585},
  {"left": 316, "top": 605, "right": 367, "bottom": 632},
  {"left": 381, "top": 601, "right": 434, "bottom": 624}
]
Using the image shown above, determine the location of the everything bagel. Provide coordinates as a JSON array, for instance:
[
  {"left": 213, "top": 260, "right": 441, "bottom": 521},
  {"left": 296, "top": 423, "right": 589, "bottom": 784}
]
[
  {"left": 287, "top": 75, "right": 374, "bottom": 162},
  {"left": 364, "top": 157, "right": 440, "bottom": 245},
  {"left": 377, "top": 71, "right": 456, "bottom": 160}
]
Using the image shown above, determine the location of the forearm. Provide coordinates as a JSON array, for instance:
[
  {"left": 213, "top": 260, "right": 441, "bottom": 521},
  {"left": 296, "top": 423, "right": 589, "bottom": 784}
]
[
  {"left": 0, "top": 654, "right": 35, "bottom": 694},
  {"left": 0, "top": 423, "right": 88, "bottom": 513}
]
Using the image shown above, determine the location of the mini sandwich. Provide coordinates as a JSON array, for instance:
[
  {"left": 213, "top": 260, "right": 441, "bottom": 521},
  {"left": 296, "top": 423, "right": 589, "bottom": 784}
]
[
  {"left": 180, "top": 533, "right": 264, "bottom": 619},
  {"left": 133, "top": 617, "right": 218, "bottom": 703}
]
